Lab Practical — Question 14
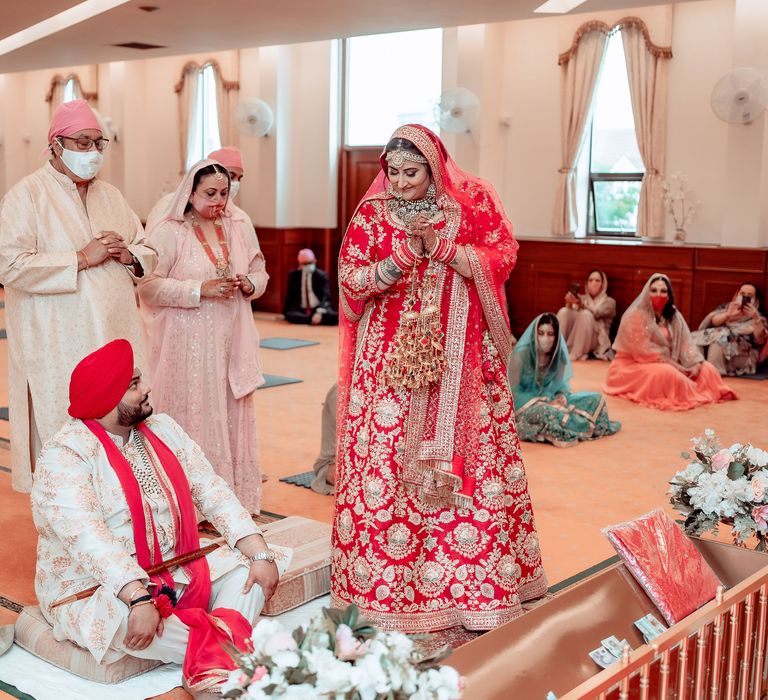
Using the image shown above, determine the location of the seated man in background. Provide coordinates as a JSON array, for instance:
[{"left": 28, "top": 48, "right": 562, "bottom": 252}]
[
  {"left": 31, "top": 339, "right": 283, "bottom": 695},
  {"left": 283, "top": 248, "right": 338, "bottom": 325},
  {"left": 694, "top": 283, "right": 768, "bottom": 376}
]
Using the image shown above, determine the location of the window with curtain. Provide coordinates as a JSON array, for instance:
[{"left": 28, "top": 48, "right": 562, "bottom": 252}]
[
  {"left": 62, "top": 77, "right": 78, "bottom": 103},
  {"left": 186, "top": 63, "right": 222, "bottom": 171},
  {"left": 345, "top": 28, "right": 442, "bottom": 146},
  {"left": 586, "top": 32, "right": 644, "bottom": 236}
]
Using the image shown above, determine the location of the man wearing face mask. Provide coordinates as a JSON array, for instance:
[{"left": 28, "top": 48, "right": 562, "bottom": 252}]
[
  {"left": 283, "top": 249, "right": 338, "bottom": 325},
  {"left": 0, "top": 99, "right": 157, "bottom": 493}
]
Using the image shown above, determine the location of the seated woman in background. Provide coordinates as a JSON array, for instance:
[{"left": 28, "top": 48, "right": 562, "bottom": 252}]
[
  {"left": 693, "top": 282, "right": 768, "bottom": 376},
  {"left": 556, "top": 269, "right": 616, "bottom": 360},
  {"left": 605, "top": 273, "right": 737, "bottom": 410},
  {"left": 508, "top": 313, "right": 621, "bottom": 447}
]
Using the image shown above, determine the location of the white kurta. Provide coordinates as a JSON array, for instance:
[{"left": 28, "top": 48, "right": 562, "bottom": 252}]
[
  {"left": 30, "top": 413, "right": 272, "bottom": 664},
  {"left": 0, "top": 163, "right": 157, "bottom": 492}
]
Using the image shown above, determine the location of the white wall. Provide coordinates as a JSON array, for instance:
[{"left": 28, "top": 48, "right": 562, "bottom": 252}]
[{"left": 0, "top": 0, "right": 766, "bottom": 246}]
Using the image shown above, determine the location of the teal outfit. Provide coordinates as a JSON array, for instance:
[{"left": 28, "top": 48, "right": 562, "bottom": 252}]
[{"left": 508, "top": 315, "right": 621, "bottom": 446}]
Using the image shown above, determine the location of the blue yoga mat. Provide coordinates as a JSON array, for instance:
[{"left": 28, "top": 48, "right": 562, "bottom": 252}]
[
  {"left": 279, "top": 471, "right": 315, "bottom": 489},
  {"left": 258, "top": 374, "right": 303, "bottom": 389},
  {"left": 260, "top": 337, "right": 319, "bottom": 350}
]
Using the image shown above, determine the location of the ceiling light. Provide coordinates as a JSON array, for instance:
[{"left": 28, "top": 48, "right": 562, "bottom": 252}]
[
  {"left": 534, "top": 0, "right": 589, "bottom": 14},
  {"left": 0, "top": 0, "right": 130, "bottom": 57}
]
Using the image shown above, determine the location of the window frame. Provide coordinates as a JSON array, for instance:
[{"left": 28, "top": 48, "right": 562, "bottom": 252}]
[
  {"left": 585, "top": 30, "right": 645, "bottom": 238},
  {"left": 342, "top": 29, "right": 443, "bottom": 147},
  {"left": 185, "top": 63, "right": 222, "bottom": 171}
]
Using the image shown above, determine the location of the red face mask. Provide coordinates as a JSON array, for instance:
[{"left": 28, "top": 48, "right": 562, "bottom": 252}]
[{"left": 651, "top": 295, "right": 668, "bottom": 315}]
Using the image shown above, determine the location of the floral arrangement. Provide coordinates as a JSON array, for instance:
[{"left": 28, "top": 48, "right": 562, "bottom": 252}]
[
  {"left": 660, "top": 172, "right": 700, "bottom": 241},
  {"left": 669, "top": 429, "right": 768, "bottom": 549},
  {"left": 221, "top": 605, "right": 464, "bottom": 699}
]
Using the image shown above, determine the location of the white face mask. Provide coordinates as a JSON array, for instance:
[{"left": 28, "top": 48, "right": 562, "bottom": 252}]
[
  {"left": 228, "top": 180, "right": 240, "bottom": 200},
  {"left": 301, "top": 263, "right": 316, "bottom": 273},
  {"left": 58, "top": 143, "right": 104, "bottom": 180},
  {"left": 537, "top": 335, "right": 555, "bottom": 354}
]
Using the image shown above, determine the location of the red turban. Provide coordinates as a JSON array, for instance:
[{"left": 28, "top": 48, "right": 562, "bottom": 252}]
[
  {"left": 68, "top": 339, "right": 134, "bottom": 419},
  {"left": 207, "top": 146, "right": 243, "bottom": 170},
  {"left": 48, "top": 99, "right": 101, "bottom": 144}
]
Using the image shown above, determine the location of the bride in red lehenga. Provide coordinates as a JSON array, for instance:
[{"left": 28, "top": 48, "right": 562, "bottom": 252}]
[{"left": 332, "top": 124, "right": 547, "bottom": 633}]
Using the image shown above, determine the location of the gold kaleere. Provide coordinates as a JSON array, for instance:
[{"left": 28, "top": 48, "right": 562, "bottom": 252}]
[{"left": 384, "top": 259, "right": 445, "bottom": 390}]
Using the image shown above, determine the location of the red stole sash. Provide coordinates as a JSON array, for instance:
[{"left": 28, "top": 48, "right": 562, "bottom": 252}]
[{"left": 83, "top": 419, "right": 250, "bottom": 688}]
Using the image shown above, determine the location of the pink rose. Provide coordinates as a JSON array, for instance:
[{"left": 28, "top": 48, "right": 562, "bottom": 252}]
[
  {"left": 753, "top": 505, "right": 768, "bottom": 531},
  {"left": 711, "top": 449, "right": 734, "bottom": 472},
  {"left": 335, "top": 624, "right": 370, "bottom": 661},
  {"left": 252, "top": 666, "right": 268, "bottom": 682},
  {"left": 753, "top": 477, "right": 765, "bottom": 501}
]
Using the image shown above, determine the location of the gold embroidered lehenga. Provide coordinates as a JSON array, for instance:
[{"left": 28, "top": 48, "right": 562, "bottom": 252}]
[{"left": 332, "top": 125, "right": 547, "bottom": 632}]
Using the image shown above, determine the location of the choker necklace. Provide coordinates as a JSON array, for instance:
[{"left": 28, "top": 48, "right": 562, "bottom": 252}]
[{"left": 387, "top": 183, "right": 440, "bottom": 225}]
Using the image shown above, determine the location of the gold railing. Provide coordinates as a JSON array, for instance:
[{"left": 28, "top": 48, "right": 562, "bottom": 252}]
[{"left": 560, "top": 567, "right": 768, "bottom": 700}]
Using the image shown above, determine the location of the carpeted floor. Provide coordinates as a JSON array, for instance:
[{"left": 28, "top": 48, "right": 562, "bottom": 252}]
[{"left": 0, "top": 307, "right": 764, "bottom": 696}]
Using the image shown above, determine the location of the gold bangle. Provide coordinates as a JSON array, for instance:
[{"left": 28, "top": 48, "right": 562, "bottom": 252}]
[
  {"left": 128, "top": 599, "right": 153, "bottom": 612},
  {"left": 80, "top": 250, "right": 90, "bottom": 269},
  {"left": 129, "top": 586, "right": 149, "bottom": 602}
]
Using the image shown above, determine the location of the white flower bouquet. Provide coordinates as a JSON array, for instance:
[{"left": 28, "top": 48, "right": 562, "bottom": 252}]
[
  {"left": 221, "top": 604, "right": 464, "bottom": 699},
  {"left": 669, "top": 429, "right": 768, "bottom": 549}
]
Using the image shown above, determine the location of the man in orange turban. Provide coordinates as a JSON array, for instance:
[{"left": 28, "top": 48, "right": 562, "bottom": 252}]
[
  {"left": 0, "top": 99, "right": 157, "bottom": 493},
  {"left": 32, "top": 340, "right": 285, "bottom": 693}
]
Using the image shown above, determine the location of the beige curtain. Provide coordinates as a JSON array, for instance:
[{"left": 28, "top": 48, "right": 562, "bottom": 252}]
[
  {"left": 213, "top": 63, "right": 240, "bottom": 149},
  {"left": 176, "top": 60, "right": 240, "bottom": 174},
  {"left": 552, "top": 30, "right": 608, "bottom": 236},
  {"left": 622, "top": 23, "right": 672, "bottom": 239},
  {"left": 46, "top": 74, "right": 96, "bottom": 118},
  {"left": 176, "top": 63, "right": 200, "bottom": 175}
]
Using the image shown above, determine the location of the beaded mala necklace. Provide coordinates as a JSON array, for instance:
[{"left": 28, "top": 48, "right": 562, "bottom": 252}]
[{"left": 192, "top": 215, "right": 231, "bottom": 278}]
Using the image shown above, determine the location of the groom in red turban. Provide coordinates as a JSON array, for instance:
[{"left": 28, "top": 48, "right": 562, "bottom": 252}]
[{"left": 32, "top": 340, "right": 282, "bottom": 694}]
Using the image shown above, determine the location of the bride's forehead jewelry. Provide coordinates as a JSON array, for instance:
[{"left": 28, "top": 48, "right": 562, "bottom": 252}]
[
  {"left": 212, "top": 165, "right": 226, "bottom": 181},
  {"left": 386, "top": 150, "right": 428, "bottom": 168}
]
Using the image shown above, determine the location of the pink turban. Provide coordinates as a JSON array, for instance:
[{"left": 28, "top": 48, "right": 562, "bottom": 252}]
[
  {"left": 207, "top": 146, "right": 243, "bottom": 170},
  {"left": 48, "top": 99, "right": 101, "bottom": 144},
  {"left": 297, "top": 248, "right": 316, "bottom": 265},
  {"left": 68, "top": 339, "right": 134, "bottom": 419}
]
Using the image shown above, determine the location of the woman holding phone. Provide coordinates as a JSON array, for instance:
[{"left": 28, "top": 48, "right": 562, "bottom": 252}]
[
  {"left": 556, "top": 269, "right": 616, "bottom": 360},
  {"left": 693, "top": 283, "right": 768, "bottom": 376}
]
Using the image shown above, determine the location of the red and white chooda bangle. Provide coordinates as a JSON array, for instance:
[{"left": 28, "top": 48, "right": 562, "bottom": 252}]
[
  {"left": 430, "top": 237, "right": 458, "bottom": 265},
  {"left": 391, "top": 240, "right": 420, "bottom": 271}
]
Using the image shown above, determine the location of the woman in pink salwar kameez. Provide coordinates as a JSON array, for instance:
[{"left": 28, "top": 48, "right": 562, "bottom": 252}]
[
  {"left": 332, "top": 125, "right": 547, "bottom": 633},
  {"left": 139, "top": 160, "right": 268, "bottom": 513}
]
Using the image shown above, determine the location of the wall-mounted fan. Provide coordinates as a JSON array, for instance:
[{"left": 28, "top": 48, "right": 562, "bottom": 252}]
[
  {"left": 235, "top": 98, "right": 274, "bottom": 137},
  {"left": 433, "top": 87, "right": 480, "bottom": 133},
  {"left": 710, "top": 68, "right": 768, "bottom": 125}
]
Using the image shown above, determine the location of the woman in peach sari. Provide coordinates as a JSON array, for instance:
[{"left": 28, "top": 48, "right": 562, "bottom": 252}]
[{"left": 605, "top": 274, "right": 737, "bottom": 410}]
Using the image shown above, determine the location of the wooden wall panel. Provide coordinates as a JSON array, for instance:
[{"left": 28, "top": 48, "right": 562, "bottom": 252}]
[
  {"left": 338, "top": 146, "right": 382, "bottom": 236},
  {"left": 691, "top": 249, "right": 768, "bottom": 325},
  {"left": 251, "top": 227, "right": 334, "bottom": 314},
  {"left": 505, "top": 240, "right": 766, "bottom": 339}
]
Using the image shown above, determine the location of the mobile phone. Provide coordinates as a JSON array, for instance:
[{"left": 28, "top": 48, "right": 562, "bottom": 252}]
[
  {"left": 569, "top": 283, "right": 580, "bottom": 296},
  {"left": 742, "top": 295, "right": 752, "bottom": 308}
]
